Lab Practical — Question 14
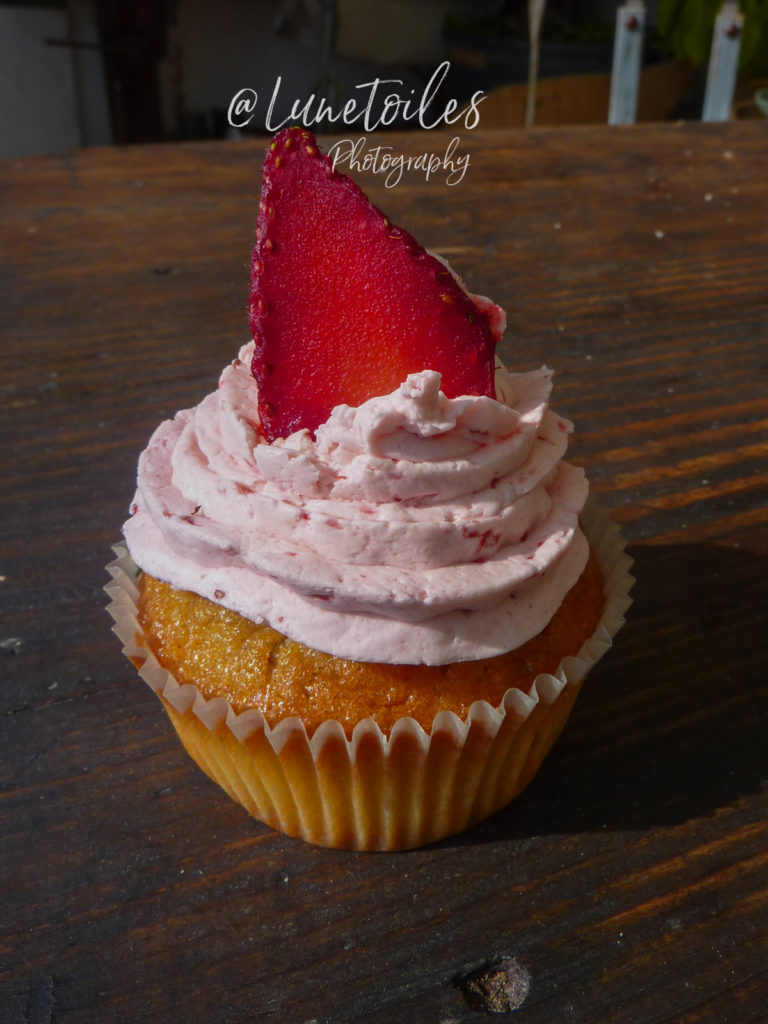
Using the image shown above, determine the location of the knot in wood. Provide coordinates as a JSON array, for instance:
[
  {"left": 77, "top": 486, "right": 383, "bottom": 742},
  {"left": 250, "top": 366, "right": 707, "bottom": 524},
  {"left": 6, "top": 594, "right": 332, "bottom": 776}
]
[{"left": 458, "top": 955, "right": 531, "bottom": 1014}]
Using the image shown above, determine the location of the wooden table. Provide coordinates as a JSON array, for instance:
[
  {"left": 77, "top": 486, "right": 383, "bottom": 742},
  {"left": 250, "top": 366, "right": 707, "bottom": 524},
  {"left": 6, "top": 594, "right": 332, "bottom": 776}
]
[{"left": 2, "top": 122, "right": 767, "bottom": 1023}]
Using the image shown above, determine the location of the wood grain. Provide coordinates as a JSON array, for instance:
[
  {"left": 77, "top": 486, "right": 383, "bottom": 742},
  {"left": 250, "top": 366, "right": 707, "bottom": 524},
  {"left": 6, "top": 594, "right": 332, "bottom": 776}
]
[{"left": 1, "top": 122, "right": 767, "bottom": 1023}]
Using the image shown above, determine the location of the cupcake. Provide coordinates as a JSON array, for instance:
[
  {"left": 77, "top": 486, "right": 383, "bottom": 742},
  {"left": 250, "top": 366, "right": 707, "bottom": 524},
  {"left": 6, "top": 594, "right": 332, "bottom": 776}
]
[{"left": 106, "top": 128, "right": 632, "bottom": 850}]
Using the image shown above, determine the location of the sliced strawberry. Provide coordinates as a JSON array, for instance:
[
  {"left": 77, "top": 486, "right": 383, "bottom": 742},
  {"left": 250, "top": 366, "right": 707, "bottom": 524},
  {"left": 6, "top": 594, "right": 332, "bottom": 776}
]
[{"left": 249, "top": 127, "right": 498, "bottom": 442}]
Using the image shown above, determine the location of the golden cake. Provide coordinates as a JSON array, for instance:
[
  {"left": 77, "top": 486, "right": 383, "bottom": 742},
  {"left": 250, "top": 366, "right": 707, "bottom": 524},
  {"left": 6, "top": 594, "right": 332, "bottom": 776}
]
[{"left": 136, "top": 548, "right": 605, "bottom": 737}]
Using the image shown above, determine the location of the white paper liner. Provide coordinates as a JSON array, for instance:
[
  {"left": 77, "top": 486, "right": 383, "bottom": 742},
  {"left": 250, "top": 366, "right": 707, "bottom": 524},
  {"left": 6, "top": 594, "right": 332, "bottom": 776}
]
[{"left": 105, "top": 498, "right": 633, "bottom": 849}]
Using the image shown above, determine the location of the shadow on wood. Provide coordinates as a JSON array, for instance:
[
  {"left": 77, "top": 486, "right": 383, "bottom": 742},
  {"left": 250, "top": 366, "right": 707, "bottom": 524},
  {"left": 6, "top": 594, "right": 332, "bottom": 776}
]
[{"left": 443, "top": 540, "right": 768, "bottom": 845}]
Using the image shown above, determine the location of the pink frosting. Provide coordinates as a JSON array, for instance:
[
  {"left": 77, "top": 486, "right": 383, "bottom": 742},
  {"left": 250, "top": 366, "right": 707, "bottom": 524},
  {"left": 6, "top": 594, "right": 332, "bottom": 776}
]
[{"left": 123, "top": 342, "right": 589, "bottom": 665}]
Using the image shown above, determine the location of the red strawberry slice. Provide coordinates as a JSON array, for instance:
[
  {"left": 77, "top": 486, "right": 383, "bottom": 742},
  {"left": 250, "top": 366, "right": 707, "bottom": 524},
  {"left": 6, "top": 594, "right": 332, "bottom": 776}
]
[{"left": 249, "top": 127, "right": 498, "bottom": 442}]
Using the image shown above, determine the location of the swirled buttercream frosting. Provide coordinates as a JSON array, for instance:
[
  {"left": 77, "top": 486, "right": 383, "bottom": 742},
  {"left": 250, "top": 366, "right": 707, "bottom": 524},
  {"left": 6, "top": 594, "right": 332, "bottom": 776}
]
[{"left": 123, "top": 342, "right": 589, "bottom": 664}]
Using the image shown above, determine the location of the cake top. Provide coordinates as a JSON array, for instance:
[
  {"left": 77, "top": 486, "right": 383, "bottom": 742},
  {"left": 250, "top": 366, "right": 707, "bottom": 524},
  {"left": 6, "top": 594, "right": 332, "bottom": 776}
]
[{"left": 249, "top": 127, "right": 499, "bottom": 442}]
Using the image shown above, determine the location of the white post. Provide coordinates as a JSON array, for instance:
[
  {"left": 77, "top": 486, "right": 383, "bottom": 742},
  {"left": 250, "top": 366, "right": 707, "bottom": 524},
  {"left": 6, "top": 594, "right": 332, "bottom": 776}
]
[
  {"left": 702, "top": 2, "right": 744, "bottom": 122},
  {"left": 526, "top": 0, "right": 547, "bottom": 128},
  {"left": 608, "top": 1, "right": 646, "bottom": 126}
]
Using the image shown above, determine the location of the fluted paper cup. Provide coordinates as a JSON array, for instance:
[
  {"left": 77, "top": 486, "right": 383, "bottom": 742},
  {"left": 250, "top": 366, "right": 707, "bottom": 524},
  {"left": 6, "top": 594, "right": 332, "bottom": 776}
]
[{"left": 105, "top": 501, "right": 633, "bottom": 850}]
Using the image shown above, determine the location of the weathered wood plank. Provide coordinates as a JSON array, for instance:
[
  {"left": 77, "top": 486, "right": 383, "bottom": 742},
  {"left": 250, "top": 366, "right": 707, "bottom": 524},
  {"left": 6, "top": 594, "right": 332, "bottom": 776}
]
[{"left": 1, "top": 122, "right": 767, "bottom": 1023}]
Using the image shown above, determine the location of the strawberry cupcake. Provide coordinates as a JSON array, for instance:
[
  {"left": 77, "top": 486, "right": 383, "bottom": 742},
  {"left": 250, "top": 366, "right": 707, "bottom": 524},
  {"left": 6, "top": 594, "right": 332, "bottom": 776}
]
[{"left": 106, "top": 128, "right": 632, "bottom": 850}]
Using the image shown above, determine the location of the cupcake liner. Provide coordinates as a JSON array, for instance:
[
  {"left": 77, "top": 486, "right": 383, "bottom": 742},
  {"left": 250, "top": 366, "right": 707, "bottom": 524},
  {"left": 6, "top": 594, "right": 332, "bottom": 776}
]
[{"left": 105, "top": 500, "right": 633, "bottom": 850}]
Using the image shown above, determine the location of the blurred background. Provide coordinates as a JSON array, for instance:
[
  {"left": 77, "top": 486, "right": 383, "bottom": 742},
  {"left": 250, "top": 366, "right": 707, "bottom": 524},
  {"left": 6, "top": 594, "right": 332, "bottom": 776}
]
[{"left": 1, "top": 0, "right": 767, "bottom": 160}]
